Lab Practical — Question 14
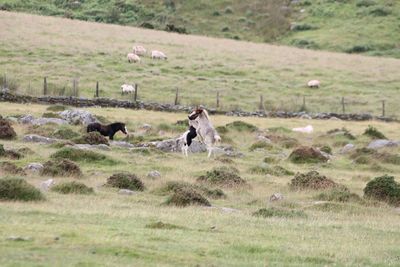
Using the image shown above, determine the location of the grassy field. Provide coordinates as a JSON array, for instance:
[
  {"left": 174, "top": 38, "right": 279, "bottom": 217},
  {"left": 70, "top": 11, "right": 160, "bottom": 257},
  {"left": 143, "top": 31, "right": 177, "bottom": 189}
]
[
  {"left": 0, "top": 102, "right": 400, "bottom": 266},
  {"left": 1, "top": 11, "right": 400, "bottom": 117}
]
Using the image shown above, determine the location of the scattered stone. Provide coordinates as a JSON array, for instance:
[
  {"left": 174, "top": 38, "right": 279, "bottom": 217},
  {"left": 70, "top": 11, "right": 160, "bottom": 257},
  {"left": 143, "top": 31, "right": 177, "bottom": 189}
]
[
  {"left": 340, "top": 143, "right": 355, "bottom": 154},
  {"left": 110, "top": 141, "right": 135, "bottom": 148},
  {"left": 24, "top": 163, "right": 44, "bottom": 173},
  {"left": 147, "top": 170, "right": 161, "bottom": 179},
  {"left": 153, "top": 138, "right": 207, "bottom": 153},
  {"left": 270, "top": 193, "right": 284, "bottom": 202},
  {"left": 118, "top": 189, "right": 136, "bottom": 195},
  {"left": 40, "top": 179, "right": 55, "bottom": 191},
  {"left": 19, "top": 115, "right": 68, "bottom": 125},
  {"left": 23, "top": 134, "right": 59, "bottom": 144},
  {"left": 367, "top": 139, "right": 399, "bottom": 150},
  {"left": 58, "top": 109, "right": 98, "bottom": 125}
]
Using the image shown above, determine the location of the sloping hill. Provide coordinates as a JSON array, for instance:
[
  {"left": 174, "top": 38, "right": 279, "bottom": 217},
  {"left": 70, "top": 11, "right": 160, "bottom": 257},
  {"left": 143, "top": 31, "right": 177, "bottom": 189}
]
[
  {"left": 0, "top": 11, "right": 400, "bottom": 116},
  {"left": 1, "top": 0, "right": 399, "bottom": 58}
]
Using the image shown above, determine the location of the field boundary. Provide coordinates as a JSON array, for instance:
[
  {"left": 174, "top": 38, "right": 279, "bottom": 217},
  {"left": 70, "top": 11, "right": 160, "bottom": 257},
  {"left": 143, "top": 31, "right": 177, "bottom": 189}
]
[{"left": 0, "top": 91, "right": 397, "bottom": 122}]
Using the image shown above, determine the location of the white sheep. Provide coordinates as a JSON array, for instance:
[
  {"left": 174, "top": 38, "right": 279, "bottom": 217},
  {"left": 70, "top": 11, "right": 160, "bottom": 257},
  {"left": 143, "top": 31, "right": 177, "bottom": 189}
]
[
  {"left": 132, "top": 45, "right": 147, "bottom": 56},
  {"left": 151, "top": 50, "right": 167, "bottom": 60},
  {"left": 307, "top": 80, "right": 320, "bottom": 88},
  {"left": 127, "top": 53, "right": 141, "bottom": 63},
  {"left": 121, "top": 84, "right": 135, "bottom": 95}
]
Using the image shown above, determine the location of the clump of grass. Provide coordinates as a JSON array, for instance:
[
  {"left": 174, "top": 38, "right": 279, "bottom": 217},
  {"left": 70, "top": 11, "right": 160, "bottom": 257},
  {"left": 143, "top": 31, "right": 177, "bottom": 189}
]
[
  {"left": 46, "top": 105, "right": 68, "bottom": 112},
  {"left": 319, "top": 145, "right": 332, "bottom": 155},
  {"left": 40, "top": 159, "right": 82, "bottom": 177},
  {"left": 106, "top": 173, "right": 144, "bottom": 191},
  {"left": 249, "top": 141, "right": 272, "bottom": 151},
  {"left": 290, "top": 171, "right": 338, "bottom": 190},
  {"left": 157, "top": 181, "right": 225, "bottom": 199},
  {"left": 369, "top": 6, "right": 391, "bottom": 16},
  {"left": 73, "top": 131, "right": 109, "bottom": 145},
  {"left": 51, "top": 147, "right": 115, "bottom": 164},
  {"left": 25, "top": 124, "right": 57, "bottom": 137},
  {"left": 326, "top": 128, "right": 356, "bottom": 140},
  {"left": 225, "top": 121, "right": 258, "bottom": 132},
  {"left": 291, "top": 23, "right": 317, "bottom": 31},
  {"left": 263, "top": 156, "right": 279, "bottom": 164},
  {"left": 0, "top": 162, "right": 26, "bottom": 176},
  {"left": 315, "top": 187, "right": 362, "bottom": 203},
  {"left": 51, "top": 181, "right": 94, "bottom": 195},
  {"left": 363, "top": 174, "right": 400, "bottom": 206},
  {"left": 215, "top": 155, "right": 234, "bottom": 164},
  {"left": 356, "top": 0, "right": 376, "bottom": 7},
  {"left": 350, "top": 148, "right": 400, "bottom": 165},
  {"left": 249, "top": 165, "right": 294, "bottom": 176},
  {"left": 0, "top": 145, "right": 23, "bottom": 160},
  {"left": 363, "top": 125, "right": 387, "bottom": 139},
  {"left": 164, "top": 187, "right": 211, "bottom": 207},
  {"left": 253, "top": 207, "right": 307, "bottom": 219},
  {"left": 0, "top": 116, "right": 17, "bottom": 140},
  {"left": 51, "top": 127, "right": 80, "bottom": 140},
  {"left": 268, "top": 126, "right": 291, "bottom": 133},
  {"left": 0, "top": 178, "right": 44, "bottom": 201},
  {"left": 145, "top": 221, "right": 186, "bottom": 230},
  {"left": 289, "top": 146, "right": 328, "bottom": 164},
  {"left": 197, "top": 166, "right": 246, "bottom": 187},
  {"left": 215, "top": 126, "right": 228, "bottom": 134},
  {"left": 42, "top": 112, "right": 62, "bottom": 119}
]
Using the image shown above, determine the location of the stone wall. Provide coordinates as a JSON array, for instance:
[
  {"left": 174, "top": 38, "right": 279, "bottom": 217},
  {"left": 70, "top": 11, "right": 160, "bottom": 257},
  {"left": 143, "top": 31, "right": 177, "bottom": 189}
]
[{"left": 0, "top": 92, "right": 396, "bottom": 122}]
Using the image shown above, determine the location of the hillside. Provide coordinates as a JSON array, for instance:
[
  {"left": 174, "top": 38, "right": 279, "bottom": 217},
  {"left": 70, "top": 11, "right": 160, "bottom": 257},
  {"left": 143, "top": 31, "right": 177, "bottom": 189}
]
[
  {"left": 1, "top": 0, "right": 399, "bottom": 58},
  {"left": 1, "top": 11, "right": 400, "bottom": 116}
]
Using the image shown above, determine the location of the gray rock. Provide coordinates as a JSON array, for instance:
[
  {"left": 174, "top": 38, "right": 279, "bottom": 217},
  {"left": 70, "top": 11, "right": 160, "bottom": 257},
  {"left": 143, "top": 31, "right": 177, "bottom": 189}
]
[
  {"left": 19, "top": 115, "right": 67, "bottom": 125},
  {"left": 270, "top": 193, "right": 284, "bottom": 202},
  {"left": 141, "top": 123, "right": 152, "bottom": 130},
  {"left": 153, "top": 138, "right": 207, "bottom": 153},
  {"left": 300, "top": 114, "right": 312, "bottom": 120},
  {"left": 256, "top": 135, "right": 271, "bottom": 143},
  {"left": 58, "top": 109, "right": 98, "bottom": 125},
  {"left": 72, "top": 144, "right": 111, "bottom": 151},
  {"left": 23, "top": 134, "right": 58, "bottom": 144},
  {"left": 147, "top": 170, "right": 161, "bottom": 179},
  {"left": 40, "top": 179, "right": 55, "bottom": 191},
  {"left": 367, "top": 139, "right": 400, "bottom": 150},
  {"left": 110, "top": 141, "right": 135, "bottom": 148},
  {"left": 118, "top": 189, "right": 136, "bottom": 195},
  {"left": 340, "top": 143, "right": 355, "bottom": 154},
  {"left": 24, "top": 163, "right": 44, "bottom": 173}
]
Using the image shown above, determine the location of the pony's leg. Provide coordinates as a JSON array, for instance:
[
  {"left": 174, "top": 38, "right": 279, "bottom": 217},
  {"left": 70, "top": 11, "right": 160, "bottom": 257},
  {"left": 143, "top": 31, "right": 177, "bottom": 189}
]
[{"left": 207, "top": 145, "right": 212, "bottom": 158}]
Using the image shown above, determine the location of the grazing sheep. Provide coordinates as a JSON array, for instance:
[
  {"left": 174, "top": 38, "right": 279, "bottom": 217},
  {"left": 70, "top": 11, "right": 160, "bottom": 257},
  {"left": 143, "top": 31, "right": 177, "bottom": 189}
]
[
  {"left": 121, "top": 84, "right": 135, "bottom": 95},
  {"left": 151, "top": 50, "right": 167, "bottom": 60},
  {"left": 307, "top": 80, "right": 320, "bottom": 88},
  {"left": 127, "top": 53, "right": 141, "bottom": 63},
  {"left": 132, "top": 45, "right": 147, "bottom": 56}
]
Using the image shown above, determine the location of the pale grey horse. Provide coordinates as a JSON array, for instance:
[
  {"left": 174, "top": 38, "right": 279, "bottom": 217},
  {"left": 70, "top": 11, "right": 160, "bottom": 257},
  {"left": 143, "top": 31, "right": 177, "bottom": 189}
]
[{"left": 188, "top": 107, "right": 221, "bottom": 158}]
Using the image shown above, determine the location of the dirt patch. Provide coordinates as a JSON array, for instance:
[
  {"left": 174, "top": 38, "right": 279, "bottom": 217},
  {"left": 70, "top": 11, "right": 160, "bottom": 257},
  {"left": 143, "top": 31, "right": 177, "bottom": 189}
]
[
  {"left": 253, "top": 207, "right": 307, "bottom": 218},
  {"left": 0, "top": 116, "right": 17, "bottom": 140},
  {"left": 73, "top": 132, "right": 109, "bottom": 145},
  {"left": 197, "top": 166, "right": 246, "bottom": 187},
  {"left": 363, "top": 175, "right": 400, "bottom": 206},
  {"left": 51, "top": 181, "right": 94, "bottom": 195},
  {"left": 40, "top": 159, "right": 82, "bottom": 177},
  {"left": 0, "top": 178, "right": 44, "bottom": 201},
  {"left": 290, "top": 171, "right": 338, "bottom": 190},
  {"left": 0, "top": 162, "right": 26, "bottom": 176},
  {"left": 164, "top": 187, "right": 211, "bottom": 207},
  {"left": 289, "top": 146, "right": 329, "bottom": 164},
  {"left": 106, "top": 173, "right": 145, "bottom": 191}
]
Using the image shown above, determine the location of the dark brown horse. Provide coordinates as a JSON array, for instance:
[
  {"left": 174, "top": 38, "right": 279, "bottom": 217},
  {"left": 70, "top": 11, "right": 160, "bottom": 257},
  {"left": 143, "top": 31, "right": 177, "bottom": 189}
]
[{"left": 87, "top": 122, "right": 128, "bottom": 140}]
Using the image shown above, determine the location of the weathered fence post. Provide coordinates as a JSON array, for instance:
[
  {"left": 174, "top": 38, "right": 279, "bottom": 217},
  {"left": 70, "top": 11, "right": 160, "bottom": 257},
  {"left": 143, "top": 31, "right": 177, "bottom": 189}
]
[
  {"left": 134, "top": 84, "right": 138, "bottom": 102},
  {"left": 43, "top": 77, "right": 47, "bottom": 95},
  {"left": 382, "top": 100, "right": 386, "bottom": 117},
  {"left": 259, "top": 95, "right": 265, "bottom": 111},
  {"left": 95, "top": 81, "right": 99, "bottom": 97},
  {"left": 302, "top": 95, "right": 306, "bottom": 111},
  {"left": 341, "top": 97, "right": 345, "bottom": 114},
  {"left": 216, "top": 91, "right": 220, "bottom": 109},
  {"left": 174, "top": 88, "right": 179, "bottom": 105},
  {"left": 72, "top": 78, "right": 77, "bottom": 97}
]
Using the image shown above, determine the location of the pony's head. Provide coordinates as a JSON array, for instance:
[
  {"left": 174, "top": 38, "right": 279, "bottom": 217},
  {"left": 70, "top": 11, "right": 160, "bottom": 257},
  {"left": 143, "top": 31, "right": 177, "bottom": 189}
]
[
  {"left": 188, "top": 108, "right": 203, "bottom": 120},
  {"left": 111, "top": 122, "right": 128, "bottom": 135}
]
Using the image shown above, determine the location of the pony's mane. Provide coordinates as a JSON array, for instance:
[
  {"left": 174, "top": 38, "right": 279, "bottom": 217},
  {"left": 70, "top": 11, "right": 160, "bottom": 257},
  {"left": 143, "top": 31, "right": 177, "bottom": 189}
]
[{"left": 201, "top": 109, "right": 210, "bottom": 121}]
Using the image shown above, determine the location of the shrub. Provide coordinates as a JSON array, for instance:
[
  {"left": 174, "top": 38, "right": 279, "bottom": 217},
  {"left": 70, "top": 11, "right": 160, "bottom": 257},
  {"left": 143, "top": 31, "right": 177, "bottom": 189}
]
[
  {"left": 51, "top": 181, "right": 94, "bottom": 195},
  {"left": 290, "top": 171, "right": 338, "bottom": 190},
  {"left": 291, "top": 39, "right": 319, "bottom": 49},
  {"left": 164, "top": 187, "right": 211, "bottom": 207},
  {"left": 249, "top": 141, "right": 272, "bottom": 151},
  {"left": 346, "top": 45, "right": 372, "bottom": 54},
  {"left": 0, "top": 178, "right": 44, "bottom": 201},
  {"left": 327, "top": 128, "right": 356, "bottom": 140},
  {"left": 0, "top": 162, "right": 26, "bottom": 176},
  {"left": 363, "top": 175, "right": 400, "bottom": 205},
  {"left": 319, "top": 145, "right": 332, "bottom": 155},
  {"left": 212, "top": 10, "right": 221, "bottom": 16},
  {"left": 46, "top": 105, "right": 68, "bottom": 112},
  {"left": 291, "top": 23, "right": 317, "bottom": 31},
  {"left": 51, "top": 147, "right": 114, "bottom": 163},
  {"left": 106, "top": 173, "right": 144, "bottom": 191},
  {"left": 356, "top": 0, "right": 376, "bottom": 7},
  {"left": 225, "top": 121, "right": 257, "bottom": 132},
  {"left": 315, "top": 187, "right": 362, "bottom": 203},
  {"left": 363, "top": 125, "right": 386, "bottom": 139},
  {"left": 224, "top": 6, "right": 233, "bottom": 14},
  {"left": 253, "top": 207, "right": 307, "bottom": 218},
  {"left": 41, "top": 159, "right": 82, "bottom": 177},
  {"left": 51, "top": 128, "right": 80, "bottom": 140},
  {"left": 197, "top": 166, "right": 246, "bottom": 187},
  {"left": 289, "top": 146, "right": 329, "bottom": 164},
  {"left": 215, "top": 126, "right": 228, "bottom": 134},
  {"left": 268, "top": 126, "right": 291, "bottom": 133},
  {"left": 158, "top": 181, "right": 225, "bottom": 199},
  {"left": 0, "top": 116, "right": 17, "bottom": 140},
  {"left": 73, "top": 131, "right": 109, "bottom": 145}
]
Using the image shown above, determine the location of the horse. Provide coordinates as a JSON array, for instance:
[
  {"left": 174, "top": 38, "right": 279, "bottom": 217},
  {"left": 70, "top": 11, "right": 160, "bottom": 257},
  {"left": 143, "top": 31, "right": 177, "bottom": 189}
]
[
  {"left": 87, "top": 122, "right": 128, "bottom": 140},
  {"left": 188, "top": 107, "right": 221, "bottom": 158},
  {"left": 179, "top": 118, "right": 200, "bottom": 157}
]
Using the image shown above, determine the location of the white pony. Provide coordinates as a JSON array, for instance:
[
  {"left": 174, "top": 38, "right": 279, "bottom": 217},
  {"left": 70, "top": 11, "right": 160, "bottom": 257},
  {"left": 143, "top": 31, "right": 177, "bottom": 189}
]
[{"left": 188, "top": 107, "right": 221, "bottom": 158}]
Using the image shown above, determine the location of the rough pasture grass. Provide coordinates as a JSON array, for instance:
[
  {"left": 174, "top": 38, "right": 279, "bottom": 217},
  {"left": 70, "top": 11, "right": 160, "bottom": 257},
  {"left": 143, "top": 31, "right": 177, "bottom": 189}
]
[
  {"left": 0, "top": 103, "right": 400, "bottom": 266},
  {"left": 1, "top": 12, "right": 400, "bottom": 117}
]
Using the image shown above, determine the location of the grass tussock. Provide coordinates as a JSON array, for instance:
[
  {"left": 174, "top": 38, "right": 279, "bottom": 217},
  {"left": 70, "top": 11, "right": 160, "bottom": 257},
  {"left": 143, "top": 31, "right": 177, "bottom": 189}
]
[
  {"left": 249, "top": 141, "right": 272, "bottom": 151},
  {"left": 158, "top": 181, "right": 225, "bottom": 199},
  {"left": 350, "top": 148, "right": 400, "bottom": 165},
  {"left": 73, "top": 131, "right": 109, "bottom": 145},
  {"left": 51, "top": 181, "right": 94, "bottom": 195},
  {"left": 253, "top": 207, "right": 307, "bottom": 219},
  {"left": 315, "top": 187, "right": 362, "bottom": 203},
  {"left": 289, "top": 146, "right": 328, "bottom": 164},
  {"left": 42, "top": 112, "right": 62, "bottom": 119},
  {"left": 51, "top": 147, "right": 115, "bottom": 164},
  {"left": 164, "top": 187, "right": 211, "bottom": 207},
  {"left": 225, "top": 121, "right": 258, "bottom": 132},
  {"left": 145, "top": 221, "right": 186, "bottom": 230},
  {"left": 51, "top": 127, "right": 80, "bottom": 140},
  {"left": 0, "top": 162, "right": 26, "bottom": 176},
  {"left": 40, "top": 159, "right": 82, "bottom": 177},
  {"left": 0, "top": 178, "right": 44, "bottom": 201},
  {"left": 46, "top": 105, "right": 68, "bottom": 112},
  {"left": 0, "top": 116, "right": 17, "bottom": 140},
  {"left": 363, "top": 125, "right": 387, "bottom": 139},
  {"left": 290, "top": 171, "right": 338, "bottom": 190},
  {"left": 249, "top": 165, "right": 294, "bottom": 176},
  {"left": 106, "top": 173, "right": 145, "bottom": 191},
  {"left": 197, "top": 166, "right": 246, "bottom": 187},
  {"left": 0, "top": 145, "right": 23, "bottom": 160},
  {"left": 363, "top": 175, "right": 400, "bottom": 206}
]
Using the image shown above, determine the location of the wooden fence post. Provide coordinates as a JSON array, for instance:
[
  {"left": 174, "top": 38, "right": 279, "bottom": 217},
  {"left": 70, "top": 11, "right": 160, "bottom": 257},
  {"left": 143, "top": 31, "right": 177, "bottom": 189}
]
[
  {"left": 382, "top": 100, "right": 386, "bottom": 117},
  {"left": 216, "top": 91, "right": 220, "bottom": 109},
  {"left": 302, "top": 95, "right": 306, "bottom": 111},
  {"left": 95, "top": 81, "right": 99, "bottom": 97},
  {"left": 174, "top": 88, "right": 179, "bottom": 105},
  {"left": 43, "top": 77, "right": 47, "bottom": 95},
  {"left": 134, "top": 84, "right": 138, "bottom": 102},
  {"left": 259, "top": 95, "right": 265, "bottom": 111},
  {"left": 72, "top": 78, "right": 77, "bottom": 97},
  {"left": 341, "top": 97, "right": 345, "bottom": 114}
]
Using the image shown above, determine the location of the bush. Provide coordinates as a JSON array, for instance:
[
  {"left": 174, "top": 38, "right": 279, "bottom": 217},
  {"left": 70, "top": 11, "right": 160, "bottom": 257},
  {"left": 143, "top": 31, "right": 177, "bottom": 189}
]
[
  {"left": 0, "top": 178, "right": 44, "bottom": 201},
  {"left": 291, "top": 39, "right": 319, "bottom": 49},
  {"left": 369, "top": 6, "right": 391, "bottom": 16},
  {"left": 356, "top": 0, "right": 376, "bottom": 7},
  {"left": 73, "top": 131, "right": 109, "bottom": 145},
  {"left": 197, "top": 166, "right": 246, "bottom": 187},
  {"left": 158, "top": 181, "right": 225, "bottom": 199},
  {"left": 41, "top": 159, "right": 82, "bottom": 177},
  {"left": 0, "top": 116, "right": 17, "bottom": 140},
  {"left": 315, "top": 187, "right": 362, "bottom": 203},
  {"left": 291, "top": 23, "right": 317, "bottom": 31},
  {"left": 51, "top": 181, "right": 94, "bottom": 195},
  {"left": 164, "top": 187, "right": 211, "bottom": 207},
  {"left": 253, "top": 207, "right": 307, "bottom": 218},
  {"left": 224, "top": 7, "right": 233, "bottom": 14},
  {"left": 363, "top": 175, "right": 400, "bottom": 205},
  {"left": 290, "top": 171, "right": 338, "bottom": 190},
  {"left": 346, "top": 45, "right": 372, "bottom": 54},
  {"left": 363, "top": 125, "right": 386, "bottom": 139},
  {"left": 249, "top": 141, "right": 272, "bottom": 151},
  {"left": 51, "top": 147, "right": 114, "bottom": 163},
  {"left": 0, "top": 162, "right": 26, "bottom": 176},
  {"left": 106, "top": 173, "right": 144, "bottom": 191},
  {"left": 289, "top": 146, "right": 329, "bottom": 164},
  {"left": 46, "top": 105, "right": 68, "bottom": 112},
  {"left": 51, "top": 128, "right": 80, "bottom": 140},
  {"left": 225, "top": 121, "right": 257, "bottom": 132}
]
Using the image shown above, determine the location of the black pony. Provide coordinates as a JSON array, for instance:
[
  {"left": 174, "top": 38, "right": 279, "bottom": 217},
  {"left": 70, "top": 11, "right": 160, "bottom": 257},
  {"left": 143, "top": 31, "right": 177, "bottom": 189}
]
[{"left": 87, "top": 122, "right": 128, "bottom": 140}]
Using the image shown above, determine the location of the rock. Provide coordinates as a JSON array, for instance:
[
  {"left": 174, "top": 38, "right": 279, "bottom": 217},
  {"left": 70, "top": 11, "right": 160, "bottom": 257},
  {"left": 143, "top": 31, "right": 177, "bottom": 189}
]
[
  {"left": 154, "top": 138, "right": 207, "bottom": 153},
  {"left": 147, "top": 170, "right": 161, "bottom": 179},
  {"left": 58, "top": 109, "right": 98, "bottom": 125},
  {"left": 40, "top": 179, "right": 55, "bottom": 191},
  {"left": 141, "top": 123, "right": 152, "bottom": 130},
  {"left": 367, "top": 139, "right": 400, "bottom": 150},
  {"left": 23, "top": 134, "right": 58, "bottom": 144},
  {"left": 24, "top": 163, "right": 44, "bottom": 173},
  {"left": 270, "top": 193, "right": 284, "bottom": 202},
  {"left": 19, "top": 115, "right": 67, "bottom": 125},
  {"left": 340, "top": 143, "right": 355, "bottom": 154},
  {"left": 118, "top": 189, "right": 136, "bottom": 195},
  {"left": 329, "top": 116, "right": 340, "bottom": 121},
  {"left": 256, "top": 135, "right": 272, "bottom": 143},
  {"left": 110, "top": 141, "right": 135, "bottom": 149},
  {"left": 300, "top": 114, "right": 312, "bottom": 120},
  {"left": 72, "top": 144, "right": 111, "bottom": 151}
]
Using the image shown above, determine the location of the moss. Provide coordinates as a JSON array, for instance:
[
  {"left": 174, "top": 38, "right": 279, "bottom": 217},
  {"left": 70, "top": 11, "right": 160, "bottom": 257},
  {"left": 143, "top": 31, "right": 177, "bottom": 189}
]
[
  {"left": 225, "top": 121, "right": 258, "bottom": 132},
  {"left": 51, "top": 181, "right": 94, "bottom": 195},
  {"left": 363, "top": 175, "right": 400, "bottom": 206},
  {"left": 197, "top": 166, "right": 246, "bottom": 187},
  {"left": 290, "top": 171, "right": 338, "bottom": 190},
  {"left": 40, "top": 159, "right": 82, "bottom": 177},
  {"left": 106, "top": 173, "right": 144, "bottom": 191},
  {"left": 0, "top": 178, "right": 44, "bottom": 201},
  {"left": 363, "top": 125, "right": 386, "bottom": 139},
  {"left": 253, "top": 207, "right": 307, "bottom": 219},
  {"left": 289, "top": 146, "right": 328, "bottom": 164}
]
